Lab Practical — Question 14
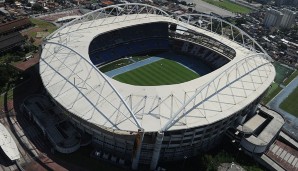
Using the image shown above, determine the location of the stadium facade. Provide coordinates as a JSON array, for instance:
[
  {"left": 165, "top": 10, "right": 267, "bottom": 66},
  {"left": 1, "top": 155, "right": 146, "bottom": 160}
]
[{"left": 39, "top": 3, "right": 276, "bottom": 170}]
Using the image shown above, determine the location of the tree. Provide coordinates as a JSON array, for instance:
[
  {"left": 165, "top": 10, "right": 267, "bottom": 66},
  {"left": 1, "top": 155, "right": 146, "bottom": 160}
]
[
  {"left": 32, "top": 3, "right": 44, "bottom": 11},
  {"left": 234, "top": 18, "right": 246, "bottom": 27},
  {"left": 30, "top": 37, "right": 35, "bottom": 44},
  {"left": 23, "top": 35, "right": 29, "bottom": 40},
  {"left": 5, "top": 0, "right": 15, "bottom": 4},
  {"left": 277, "top": 43, "right": 287, "bottom": 51}
]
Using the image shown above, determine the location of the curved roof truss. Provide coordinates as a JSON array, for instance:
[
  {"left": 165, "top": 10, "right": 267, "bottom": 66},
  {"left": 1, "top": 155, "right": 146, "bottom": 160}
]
[
  {"left": 177, "top": 14, "right": 269, "bottom": 57},
  {"left": 41, "top": 41, "right": 142, "bottom": 129},
  {"left": 40, "top": 3, "right": 275, "bottom": 132},
  {"left": 46, "top": 3, "right": 170, "bottom": 41},
  {"left": 161, "top": 53, "right": 273, "bottom": 131}
]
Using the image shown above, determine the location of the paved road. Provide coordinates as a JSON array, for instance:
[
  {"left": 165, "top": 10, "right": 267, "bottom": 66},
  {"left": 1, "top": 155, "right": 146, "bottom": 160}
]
[
  {"left": 105, "top": 57, "right": 162, "bottom": 77},
  {"left": 267, "top": 77, "right": 298, "bottom": 140},
  {"left": 184, "top": 0, "right": 236, "bottom": 17}
]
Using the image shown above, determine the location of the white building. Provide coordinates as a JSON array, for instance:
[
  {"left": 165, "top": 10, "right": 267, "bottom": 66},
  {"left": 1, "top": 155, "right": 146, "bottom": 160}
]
[
  {"left": 40, "top": 4, "right": 275, "bottom": 170},
  {"left": 0, "top": 0, "right": 5, "bottom": 7},
  {"left": 294, "top": 0, "right": 298, "bottom": 6},
  {"left": 263, "top": 8, "right": 283, "bottom": 28},
  {"left": 280, "top": 9, "right": 297, "bottom": 29}
]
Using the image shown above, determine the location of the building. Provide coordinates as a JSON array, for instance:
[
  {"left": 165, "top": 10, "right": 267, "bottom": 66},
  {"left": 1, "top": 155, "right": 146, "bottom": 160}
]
[
  {"left": 275, "top": 0, "right": 286, "bottom": 6},
  {"left": 294, "top": 0, "right": 298, "bottom": 6},
  {"left": 39, "top": 3, "right": 275, "bottom": 170},
  {"left": 0, "top": 0, "right": 5, "bottom": 7},
  {"left": 280, "top": 9, "right": 297, "bottom": 29},
  {"left": 23, "top": 95, "right": 82, "bottom": 154},
  {"left": 275, "top": 0, "right": 298, "bottom": 7},
  {"left": 0, "top": 32, "right": 25, "bottom": 53},
  {"left": 0, "top": 123, "right": 20, "bottom": 161},
  {"left": 263, "top": 8, "right": 283, "bottom": 28},
  {"left": 288, "top": 42, "right": 298, "bottom": 56},
  {"left": 235, "top": 106, "right": 284, "bottom": 154},
  {"left": 0, "top": 17, "right": 31, "bottom": 36},
  {"left": 0, "top": 7, "right": 10, "bottom": 16},
  {"left": 255, "top": 0, "right": 271, "bottom": 4},
  {"left": 263, "top": 8, "right": 297, "bottom": 29}
]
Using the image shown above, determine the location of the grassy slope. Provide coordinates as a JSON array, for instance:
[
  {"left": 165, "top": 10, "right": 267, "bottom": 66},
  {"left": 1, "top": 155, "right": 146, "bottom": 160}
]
[
  {"left": 0, "top": 95, "right": 3, "bottom": 110},
  {"left": 280, "top": 86, "right": 298, "bottom": 116},
  {"left": 261, "top": 82, "right": 282, "bottom": 105},
  {"left": 29, "top": 18, "right": 57, "bottom": 37},
  {"left": 203, "top": 0, "right": 252, "bottom": 14},
  {"left": 114, "top": 59, "right": 199, "bottom": 86}
]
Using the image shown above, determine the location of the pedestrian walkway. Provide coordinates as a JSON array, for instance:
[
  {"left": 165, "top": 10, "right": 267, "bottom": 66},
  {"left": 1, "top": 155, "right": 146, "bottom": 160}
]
[
  {"left": 105, "top": 57, "right": 162, "bottom": 77},
  {"left": 266, "top": 140, "right": 298, "bottom": 171}
]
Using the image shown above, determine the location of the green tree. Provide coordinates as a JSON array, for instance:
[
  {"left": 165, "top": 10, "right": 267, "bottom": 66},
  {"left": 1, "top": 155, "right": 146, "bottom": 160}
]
[{"left": 32, "top": 3, "right": 44, "bottom": 11}]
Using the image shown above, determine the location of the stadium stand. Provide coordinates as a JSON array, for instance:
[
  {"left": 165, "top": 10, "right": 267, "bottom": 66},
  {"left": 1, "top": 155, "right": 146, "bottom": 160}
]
[
  {"left": 89, "top": 22, "right": 231, "bottom": 70},
  {"left": 90, "top": 38, "right": 169, "bottom": 65},
  {"left": 172, "top": 39, "right": 229, "bottom": 69}
]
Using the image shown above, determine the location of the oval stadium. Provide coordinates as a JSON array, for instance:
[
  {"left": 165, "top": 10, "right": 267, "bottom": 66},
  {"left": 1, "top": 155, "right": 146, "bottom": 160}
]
[{"left": 38, "top": 3, "right": 275, "bottom": 170}]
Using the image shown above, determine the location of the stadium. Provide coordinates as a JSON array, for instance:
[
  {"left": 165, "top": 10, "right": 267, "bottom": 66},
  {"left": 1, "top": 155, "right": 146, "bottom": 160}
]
[{"left": 38, "top": 3, "right": 275, "bottom": 170}]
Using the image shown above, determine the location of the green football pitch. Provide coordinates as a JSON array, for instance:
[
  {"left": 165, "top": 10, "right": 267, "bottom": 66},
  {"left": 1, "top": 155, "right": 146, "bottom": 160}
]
[
  {"left": 280, "top": 86, "right": 298, "bottom": 117},
  {"left": 113, "top": 59, "right": 199, "bottom": 86}
]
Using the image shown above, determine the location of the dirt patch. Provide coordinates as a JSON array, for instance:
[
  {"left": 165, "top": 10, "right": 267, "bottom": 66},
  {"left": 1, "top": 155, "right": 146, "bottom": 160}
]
[{"left": 22, "top": 27, "right": 46, "bottom": 46}]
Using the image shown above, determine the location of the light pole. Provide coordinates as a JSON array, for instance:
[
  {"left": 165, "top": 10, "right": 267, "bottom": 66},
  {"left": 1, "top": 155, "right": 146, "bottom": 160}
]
[{"left": 182, "top": 155, "right": 187, "bottom": 169}]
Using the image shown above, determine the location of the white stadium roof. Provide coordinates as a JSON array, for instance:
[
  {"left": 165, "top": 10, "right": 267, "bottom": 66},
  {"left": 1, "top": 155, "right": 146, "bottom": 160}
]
[
  {"left": 40, "top": 3, "right": 275, "bottom": 133},
  {"left": 0, "top": 123, "right": 20, "bottom": 161}
]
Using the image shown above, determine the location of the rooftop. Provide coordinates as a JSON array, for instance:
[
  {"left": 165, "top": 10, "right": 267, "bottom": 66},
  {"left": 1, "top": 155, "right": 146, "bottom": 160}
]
[
  {"left": 241, "top": 114, "right": 266, "bottom": 133},
  {"left": 40, "top": 4, "right": 275, "bottom": 133},
  {"left": 0, "top": 123, "right": 20, "bottom": 161},
  {"left": 0, "top": 32, "right": 25, "bottom": 52},
  {"left": 0, "top": 17, "right": 31, "bottom": 35},
  {"left": 240, "top": 106, "right": 285, "bottom": 146}
]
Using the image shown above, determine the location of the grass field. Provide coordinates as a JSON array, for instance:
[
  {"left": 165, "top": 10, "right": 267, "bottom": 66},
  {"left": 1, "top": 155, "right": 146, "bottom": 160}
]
[
  {"left": 21, "top": 18, "right": 57, "bottom": 46},
  {"left": 203, "top": 0, "right": 252, "bottom": 14},
  {"left": 113, "top": 59, "right": 199, "bottom": 86},
  {"left": 261, "top": 62, "right": 295, "bottom": 105},
  {"left": 29, "top": 18, "right": 57, "bottom": 35},
  {"left": 273, "top": 62, "right": 294, "bottom": 84},
  {"left": 261, "top": 82, "right": 282, "bottom": 105},
  {"left": 283, "top": 70, "right": 298, "bottom": 85},
  {"left": 280, "top": 86, "right": 298, "bottom": 116}
]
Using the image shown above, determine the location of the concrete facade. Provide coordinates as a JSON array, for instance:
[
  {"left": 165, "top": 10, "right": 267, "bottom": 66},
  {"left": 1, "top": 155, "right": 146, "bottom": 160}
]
[
  {"left": 40, "top": 4, "right": 275, "bottom": 170},
  {"left": 264, "top": 8, "right": 297, "bottom": 29},
  {"left": 280, "top": 9, "right": 297, "bottom": 29},
  {"left": 263, "top": 8, "right": 283, "bottom": 28}
]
